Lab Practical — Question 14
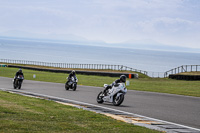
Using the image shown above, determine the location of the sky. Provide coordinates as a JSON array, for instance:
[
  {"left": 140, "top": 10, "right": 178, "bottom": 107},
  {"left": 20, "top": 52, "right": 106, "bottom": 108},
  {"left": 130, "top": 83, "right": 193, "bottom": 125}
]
[{"left": 0, "top": 0, "right": 200, "bottom": 48}]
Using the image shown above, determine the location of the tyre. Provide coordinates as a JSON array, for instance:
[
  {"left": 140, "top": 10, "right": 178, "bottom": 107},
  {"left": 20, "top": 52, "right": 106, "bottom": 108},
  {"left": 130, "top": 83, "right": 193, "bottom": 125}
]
[
  {"left": 113, "top": 94, "right": 124, "bottom": 106},
  {"left": 65, "top": 83, "right": 69, "bottom": 90},
  {"left": 97, "top": 92, "right": 104, "bottom": 103},
  {"left": 18, "top": 81, "right": 22, "bottom": 89},
  {"left": 13, "top": 80, "right": 17, "bottom": 89},
  {"left": 13, "top": 84, "right": 17, "bottom": 89},
  {"left": 73, "top": 84, "right": 77, "bottom": 91}
]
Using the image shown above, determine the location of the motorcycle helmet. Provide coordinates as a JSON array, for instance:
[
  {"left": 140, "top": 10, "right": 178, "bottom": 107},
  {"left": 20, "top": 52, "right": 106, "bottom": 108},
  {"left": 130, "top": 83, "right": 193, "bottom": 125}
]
[
  {"left": 120, "top": 75, "right": 126, "bottom": 83},
  {"left": 18, "top": 69, "right": 22, "bottom": 73},
  {"left": 71, "top": 70, "right": 75, "bottom": 75}
]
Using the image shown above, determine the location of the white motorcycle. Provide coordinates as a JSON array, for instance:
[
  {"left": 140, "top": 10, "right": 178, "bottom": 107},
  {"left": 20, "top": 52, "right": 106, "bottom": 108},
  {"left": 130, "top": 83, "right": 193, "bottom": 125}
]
[
  {"left": 13, "top": 75, "right": 24, "bottom": 89},
  {"left": 65, "top": 76, "right": 78, "bottom": 91},
  {"left": 97, "top": 83, "right": 127, "bottom": 106}
]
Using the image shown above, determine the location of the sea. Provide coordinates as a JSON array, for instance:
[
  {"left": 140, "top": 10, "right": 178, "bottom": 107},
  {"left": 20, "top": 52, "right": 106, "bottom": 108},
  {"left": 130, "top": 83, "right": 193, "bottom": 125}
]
[{"left": 0, "top": 38, "right": 200, "bottom": 77}]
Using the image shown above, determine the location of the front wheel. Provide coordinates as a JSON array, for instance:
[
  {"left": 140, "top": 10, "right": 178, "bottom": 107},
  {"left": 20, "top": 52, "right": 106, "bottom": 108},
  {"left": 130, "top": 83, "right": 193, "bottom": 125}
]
[
  {"left": 13, "top": 80, "right": 17, "bottom": 89},
  {"left": 65, "top": 83, "right": 69, "bottom": 90},
  {"left": 18, "top": 81, "right": 22, "bottom": 89},
  {"left": 97, "top": 92, "right": 104, "bottom": 103},
  {"left": 72, "top": 83, "right": 77, "bottom": 91},
  {"left": 113, "top": 94, "right": 124, "bottom": 106},
  {"left": 13, "top": 83, "right": 17, "bottom": 89}
]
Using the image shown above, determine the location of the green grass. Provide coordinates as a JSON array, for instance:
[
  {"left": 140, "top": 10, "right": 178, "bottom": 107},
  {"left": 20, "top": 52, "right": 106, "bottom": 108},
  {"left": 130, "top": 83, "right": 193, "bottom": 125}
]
[
  {"left": 1, "top": 67, "right": 200, "bottom": 97},
  {"left": 132, "top": 78, "right": 200, "bottom": 97},
  {"left": 0, "top": 91, "right": 161, "bottom": 133}
]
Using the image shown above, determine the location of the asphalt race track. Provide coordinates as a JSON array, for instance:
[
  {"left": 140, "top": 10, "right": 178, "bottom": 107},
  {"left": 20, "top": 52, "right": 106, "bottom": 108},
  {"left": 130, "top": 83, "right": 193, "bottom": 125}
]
[{"left": 0, "top": 77, "right": 200, "bottom": 129}]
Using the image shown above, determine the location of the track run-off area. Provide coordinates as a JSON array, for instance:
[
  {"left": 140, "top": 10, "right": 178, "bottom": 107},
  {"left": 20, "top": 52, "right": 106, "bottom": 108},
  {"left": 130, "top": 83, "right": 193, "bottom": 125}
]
[{"left": 0, "top": 77, "right": 200, "bottom": 132}]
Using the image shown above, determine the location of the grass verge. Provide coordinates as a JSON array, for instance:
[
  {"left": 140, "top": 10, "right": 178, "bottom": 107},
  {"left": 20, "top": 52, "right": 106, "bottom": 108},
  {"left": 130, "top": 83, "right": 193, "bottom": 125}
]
[
  {"left": 0, "top": 67, "right": 200, "bottom": 97},
  {"left": 0, "top": 91, "right": 161, "bottom": 133}
]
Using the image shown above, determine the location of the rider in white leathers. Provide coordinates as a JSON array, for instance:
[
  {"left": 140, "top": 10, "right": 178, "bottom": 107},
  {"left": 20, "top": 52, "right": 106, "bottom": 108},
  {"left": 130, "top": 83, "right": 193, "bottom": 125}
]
[{"left": 103, "top": 75, "right": 126, "bottom": 95}]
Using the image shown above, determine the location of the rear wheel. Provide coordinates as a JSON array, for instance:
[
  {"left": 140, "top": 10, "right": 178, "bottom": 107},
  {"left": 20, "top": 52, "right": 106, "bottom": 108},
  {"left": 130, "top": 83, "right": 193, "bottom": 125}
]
[
  {"left": 113, "top": 94, "right": 124, "bottom": 106},
  {"left": 97, "top": 92, "right": 104, "bottom": 103}
]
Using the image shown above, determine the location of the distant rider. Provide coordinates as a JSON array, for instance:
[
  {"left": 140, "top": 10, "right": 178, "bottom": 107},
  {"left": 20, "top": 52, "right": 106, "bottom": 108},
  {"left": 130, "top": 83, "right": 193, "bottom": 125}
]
[
  {"left": 14, "top": 69, "right": 24, "bottom": 83},
  {"left": 103, "top": 75, "right": 126, "bottom": 94},
  {"left": 67, "top": 70, "right": 76, "bottom": 83}
]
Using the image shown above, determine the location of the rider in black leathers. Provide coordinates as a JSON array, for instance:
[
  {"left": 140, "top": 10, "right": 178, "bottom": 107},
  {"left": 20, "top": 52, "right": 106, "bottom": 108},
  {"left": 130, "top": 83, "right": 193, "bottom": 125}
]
[
  {"left": 103, "top": 75, "right": 126, "bottom": 94},
  {"left": 67, "top": 70, "right": 76, "bottom": 83},
  {"left": 14, "top": 69, "right": 24, "bottom": 83}
]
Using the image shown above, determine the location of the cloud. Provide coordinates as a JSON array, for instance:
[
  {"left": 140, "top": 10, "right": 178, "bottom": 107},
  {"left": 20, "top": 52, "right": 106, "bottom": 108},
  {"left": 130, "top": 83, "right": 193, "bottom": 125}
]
[{"left": 0, "top": 0, "right": 200, "bottom": 48}]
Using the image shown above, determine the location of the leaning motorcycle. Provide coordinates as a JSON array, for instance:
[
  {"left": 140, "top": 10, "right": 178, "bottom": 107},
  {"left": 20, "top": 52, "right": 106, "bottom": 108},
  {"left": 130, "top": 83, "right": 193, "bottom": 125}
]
[
  {"left": 13, "top": 75, "right": 24, "bottom": 89},
  {"left": 97, "top": 83, "right": 127, "bottom": 106},
  {"left": 65, "top": 76, "right": 78, "bottom": 91}
]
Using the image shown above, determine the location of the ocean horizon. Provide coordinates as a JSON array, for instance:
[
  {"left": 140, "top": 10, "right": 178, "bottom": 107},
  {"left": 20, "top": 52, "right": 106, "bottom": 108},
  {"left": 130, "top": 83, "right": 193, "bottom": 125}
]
[{"left": 1, "top": 38, "right": 200, "bottom": 77}]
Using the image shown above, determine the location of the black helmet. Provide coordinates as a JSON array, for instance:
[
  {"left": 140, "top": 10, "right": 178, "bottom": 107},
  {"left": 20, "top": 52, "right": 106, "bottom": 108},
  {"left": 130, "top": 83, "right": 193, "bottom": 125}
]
[
  {"left": 120, "top": 75, "right": 126, "bottom": 83},
  {"left": 18, "top": 69, "right": 22, "bottom": 73}
]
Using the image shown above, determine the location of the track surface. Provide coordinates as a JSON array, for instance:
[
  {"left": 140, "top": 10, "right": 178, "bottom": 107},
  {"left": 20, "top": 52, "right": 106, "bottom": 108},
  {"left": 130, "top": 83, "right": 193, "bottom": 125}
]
[{"left": 0, "top": 77, "right": 200, "bottom": 129}]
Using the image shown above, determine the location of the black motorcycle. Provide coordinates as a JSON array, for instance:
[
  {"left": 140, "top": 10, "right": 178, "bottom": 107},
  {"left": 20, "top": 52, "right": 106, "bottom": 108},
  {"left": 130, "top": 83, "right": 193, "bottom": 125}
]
[
  {"left": 65, "top": 76, "right": 78, "bottom": 91},
  {"left": 13, "top": 75, "right": 24, "bottom": 89}
]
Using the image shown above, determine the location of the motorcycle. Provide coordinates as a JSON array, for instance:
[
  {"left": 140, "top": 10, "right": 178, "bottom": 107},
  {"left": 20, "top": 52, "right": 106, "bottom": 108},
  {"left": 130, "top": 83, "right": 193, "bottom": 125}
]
[
  {"left": 97, "top": 83, "right": 127, "bottom": 106},
  {"left": 13, "top": 75, "right": 24, "bottom": 89},
  {"left": 65, "top": 76, "right": 78, "bottom": 91}
]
